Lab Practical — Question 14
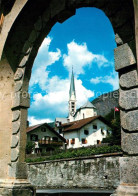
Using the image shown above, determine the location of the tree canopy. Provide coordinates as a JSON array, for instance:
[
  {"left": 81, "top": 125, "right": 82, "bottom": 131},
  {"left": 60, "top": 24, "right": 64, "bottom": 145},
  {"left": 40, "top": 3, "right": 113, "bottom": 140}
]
[{"left": 102, "top": 109, "right": 121, "bottom": 145}]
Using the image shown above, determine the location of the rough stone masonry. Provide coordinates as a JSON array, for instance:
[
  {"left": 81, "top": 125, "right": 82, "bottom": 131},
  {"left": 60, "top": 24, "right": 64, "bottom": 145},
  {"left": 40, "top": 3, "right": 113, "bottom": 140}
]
[{"left": 0, "top": 0, "right": 138, "bottom": 195}]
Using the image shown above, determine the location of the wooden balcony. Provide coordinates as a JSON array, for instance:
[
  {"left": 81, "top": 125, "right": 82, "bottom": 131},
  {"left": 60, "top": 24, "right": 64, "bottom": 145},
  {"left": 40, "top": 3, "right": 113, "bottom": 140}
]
[{"left": 38, "top": 140, "right": 63, "bottom": 146}]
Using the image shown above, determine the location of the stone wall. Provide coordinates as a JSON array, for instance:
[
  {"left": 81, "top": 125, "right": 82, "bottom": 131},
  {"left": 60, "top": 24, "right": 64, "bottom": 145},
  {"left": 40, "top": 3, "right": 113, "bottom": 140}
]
[{"left": 27, "top": 154, "right": 121, "bottom": 190}]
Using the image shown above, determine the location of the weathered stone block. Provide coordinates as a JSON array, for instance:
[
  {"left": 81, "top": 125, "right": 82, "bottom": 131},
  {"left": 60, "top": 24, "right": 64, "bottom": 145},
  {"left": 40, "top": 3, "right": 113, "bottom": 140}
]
[
  {"left": 116, "top": 184, "right": 138, "bottom": 196},
  {"left": 9, "top": 162, "right": 28, "bottom": 179},
  {"left": 29, "top": 30, "right": 38, "bottom": 43},
  {"left": 119, "top": 88, "right": 138, "bottom": 110},
  {"left": 115, "top": 33, "right": 123, "bottom": 46},
  {"left": 42, "top": 9, "right": 50, "bottom": 23},
  {"left": 121, "top": 110, "right": 138, "bottom": 132},
  {"left": 121, "top": 129, "right": 138, "bottom": 154},
  {"left": 114, "top": 40, "right": 136, "bottom": 71},
  {"left": 119, "top": 157, "right": 138, "bottom": 184},
  {"left": 119, "top": 69, "right": 138, "bottom": 89},
  {"left": 14, "top": 68, "right": 24, "bottom": 81},
  {"left": 15, "top": 81, "right": 23, "bottom": 92},
  {"left": 50, "top": 0, "right": 66, "bottom": 18},
  {"left": 11, "top": 149, "right": 19, "bottom": 162},
  {"left": 19, "top": 51, "right": 30, "bottom": 67},
  {"left": 12, "top": 121, "right": 20, "bottom": 134},
  {"left": 0, "top": 180, "right": 35, "bottom": 196},
  {"left": 34, "top": 17, "right": 42, "bottom": 31},
  {"left": 58, "top": 9, "right": 76, "bottom": 23},
  {"left": 12, "top": 110, "right": 20, "bottom": 122},
  {"left": 12, "top": 92, "right": 30, "bottom": 109},
  {"left": 11, "top": 135, "right": 19, "bottom": 148}
]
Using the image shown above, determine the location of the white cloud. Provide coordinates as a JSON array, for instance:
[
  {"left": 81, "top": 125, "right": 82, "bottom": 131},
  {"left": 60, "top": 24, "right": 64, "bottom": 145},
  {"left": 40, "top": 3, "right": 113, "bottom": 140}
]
[
  {"left": 29, "top": 37, "right": 61, "bottom": 90},
  {"left": 30, "top": 76, "right": 94, "bottom": 121},
  {"left": 63, "top": 41, "right": 110, "bottom": 76},
  {"left": 90, "top": 71, "right": 119, "bottom": 90},
  {"left": 28, "top": 116, "right": 52, "bottom": 126}
]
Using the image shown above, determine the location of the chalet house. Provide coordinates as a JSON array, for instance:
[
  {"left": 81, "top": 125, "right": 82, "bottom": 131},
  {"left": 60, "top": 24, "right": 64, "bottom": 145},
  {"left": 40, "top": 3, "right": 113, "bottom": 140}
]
[
  {"left": 60, "top": 116, "right": 111, "bottom": 149},
  {"left": 26, "top": 123, "right": 66, "bottom": 153}
]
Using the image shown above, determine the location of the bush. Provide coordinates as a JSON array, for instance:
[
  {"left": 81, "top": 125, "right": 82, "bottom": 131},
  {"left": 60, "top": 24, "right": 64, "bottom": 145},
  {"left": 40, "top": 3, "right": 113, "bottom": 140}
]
[
  {"left": 102, "top": 109, "right": 121, "bottom": 145},
  {"left": 26, "top": 145, "right": 122, "bottom": 163},
  {"left": 26, "top": 141, "right": 35, "bottom": 154}
]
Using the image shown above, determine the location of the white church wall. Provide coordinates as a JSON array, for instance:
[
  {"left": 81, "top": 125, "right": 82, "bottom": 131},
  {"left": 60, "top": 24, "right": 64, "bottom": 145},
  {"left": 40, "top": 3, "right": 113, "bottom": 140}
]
[{"left": 74, "top": 108, "right": 97, "bottom": 121}]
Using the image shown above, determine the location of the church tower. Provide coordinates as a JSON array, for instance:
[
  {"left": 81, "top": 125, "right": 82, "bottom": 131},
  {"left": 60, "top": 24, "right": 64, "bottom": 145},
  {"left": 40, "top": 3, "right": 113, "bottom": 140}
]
[{"left": 68, "top": 69, "right": 76, "bottom": 121}]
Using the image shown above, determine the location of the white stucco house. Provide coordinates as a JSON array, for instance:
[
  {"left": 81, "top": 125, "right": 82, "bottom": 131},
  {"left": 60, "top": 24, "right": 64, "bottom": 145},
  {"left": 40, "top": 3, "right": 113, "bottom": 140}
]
[
  {"left": 60, "top": 116, "right": 111, "bottom": 149},
  {"left": 26, "top": 123, "right": 66, "bottom": 153}
]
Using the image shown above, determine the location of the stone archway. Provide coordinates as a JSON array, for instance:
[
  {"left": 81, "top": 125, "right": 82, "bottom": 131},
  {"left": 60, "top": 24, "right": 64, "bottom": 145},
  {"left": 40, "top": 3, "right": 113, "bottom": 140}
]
[{"left": 0, "top": 0, "right": 137, "bottom": 195}]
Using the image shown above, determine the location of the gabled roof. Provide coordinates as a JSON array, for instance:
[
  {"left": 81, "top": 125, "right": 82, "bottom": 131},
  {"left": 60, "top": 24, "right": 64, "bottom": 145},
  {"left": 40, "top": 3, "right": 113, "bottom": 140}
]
[
  {"left": 62, "top": 116, "right": 110, "bottom": 132},
  {"left": 80, "top": 101, "right": 96, "bottom": 109},
  {"left": 26, "top": 123, "right": 66, "bottom": 142},
  {"left": 73, "top": 101, "right": 96, "bottom": 117}
]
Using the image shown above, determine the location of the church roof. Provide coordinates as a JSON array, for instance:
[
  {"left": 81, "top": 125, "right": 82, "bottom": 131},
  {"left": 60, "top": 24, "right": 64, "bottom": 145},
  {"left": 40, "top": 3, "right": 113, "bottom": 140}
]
[
  {"left": 73, "top": 101, "right": 96, "bottom": 117},
  {"left": 80, "top": 101, "right": 96, "bottom": 109},
  {"left": 69, "top": 70, "right": 76, "bottom": 98}
]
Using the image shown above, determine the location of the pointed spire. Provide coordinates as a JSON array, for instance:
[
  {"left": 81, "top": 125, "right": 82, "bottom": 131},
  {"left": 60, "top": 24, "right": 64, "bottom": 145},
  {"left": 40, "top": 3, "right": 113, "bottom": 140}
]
[{"left": 69, "top": 67, "right": 76, "bottom": 99}]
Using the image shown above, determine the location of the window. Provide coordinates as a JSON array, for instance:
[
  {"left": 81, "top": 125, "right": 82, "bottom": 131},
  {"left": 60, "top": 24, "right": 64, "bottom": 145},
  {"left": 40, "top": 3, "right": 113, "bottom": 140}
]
[
  {"left": 30, "top": 134, "right": 38, "bottom": 141},
  {"left": 59, "top": 128, "right": 62, "bottom": 134},
  {"left": 45, "top": 136, "right": 50, "bottom": 141},
  {"left": 52, "top": 137, "right": 58, "bottom": 141},
  {"left": 82, "top": 138, "right": 87, "bottom": 144},
  {"left": 107, "top": 130, "right": 110, "bottom": 135},
  {"left": 41, "top": 127, "right": 46, "bottom": 132},
  {"left": 83, "top": 113, "right": 85, "bottom": 119},
  {"left": 93, "top": 124, "right": 97, "bottom": 129},
  {"left": 66, "top": 139, "right": 69, "bottom": 144},
  {"left": 97, "top": 140, "right": 101, "bottom": 145},
  {"left": 71, "top": 138, "right": 75, "bottom": 144},
  {"left": 101, "top": 127, "right": 104, "bottom": 135},
  {"left": 84, "top": 129, "right": 89, "bottom": 135}
]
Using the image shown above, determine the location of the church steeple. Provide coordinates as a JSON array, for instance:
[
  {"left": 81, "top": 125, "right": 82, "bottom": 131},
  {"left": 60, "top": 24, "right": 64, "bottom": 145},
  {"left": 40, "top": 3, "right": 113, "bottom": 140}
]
[
  {"left": 69, "top": 69, "right": 76, "bottom": 99},
  {"left": 68, "top": 68, "right": 76, "bottom": 120}
]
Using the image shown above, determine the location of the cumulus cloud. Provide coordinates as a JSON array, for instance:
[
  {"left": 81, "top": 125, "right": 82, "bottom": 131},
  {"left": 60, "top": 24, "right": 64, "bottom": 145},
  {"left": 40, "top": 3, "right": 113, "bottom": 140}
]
[
  {"left": 90, "top": 71, "right": 119, "bottom": 90},
  {"left": 29, "top": 76, "right": 94, "bottom": 120},
  {"left": 28, "top": 116, "right": 52, "bottom": 126},
  {"left": 63, "top": 41, "right": 110, "bottom": 76},
  {"left": 29, "top": 37, "right": 61, "bottom": 90}
]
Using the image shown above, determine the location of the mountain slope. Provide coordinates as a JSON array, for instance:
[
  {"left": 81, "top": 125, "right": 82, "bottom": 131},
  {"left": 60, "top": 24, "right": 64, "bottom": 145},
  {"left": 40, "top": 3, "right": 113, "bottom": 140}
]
[{"left": 92, "top": 90, "right": 119, "bottom": 117}]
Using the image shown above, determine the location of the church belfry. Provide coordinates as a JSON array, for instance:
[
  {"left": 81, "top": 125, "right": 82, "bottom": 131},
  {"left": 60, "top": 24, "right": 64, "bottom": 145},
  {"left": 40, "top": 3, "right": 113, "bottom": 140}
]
[{"left": 68, "top": 69, "right": 76, "bottom": 119}]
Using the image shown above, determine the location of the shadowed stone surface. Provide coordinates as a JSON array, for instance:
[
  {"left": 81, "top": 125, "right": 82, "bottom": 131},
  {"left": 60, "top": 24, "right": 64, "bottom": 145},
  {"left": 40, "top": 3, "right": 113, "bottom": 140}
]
[
  {"left": 119, "top": 68, "right": 138, "bottom": 89},
  {"left": 114, "top": 40, "right": 136, "bottom": 71},
  {"left": 121, "top": 129, "right": 138, "bottom": 154},
  {"left": 121, "top": 110, "right": 138, "bottom": 132},
  {"left": 119, "top": 157, "right": 138, "bottom": 184},
  {"left": 119, "top": 88, "right": 138, "bottom": 110},
  {"left": 28, "top": 156, "right": 120, "bottom": 190}
]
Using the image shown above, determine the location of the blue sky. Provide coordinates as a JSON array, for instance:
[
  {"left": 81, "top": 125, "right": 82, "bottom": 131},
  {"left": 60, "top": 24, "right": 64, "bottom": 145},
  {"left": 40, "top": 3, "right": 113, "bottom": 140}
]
[{"left": 28, "top": 7, "right": 119, "bottom": 125}]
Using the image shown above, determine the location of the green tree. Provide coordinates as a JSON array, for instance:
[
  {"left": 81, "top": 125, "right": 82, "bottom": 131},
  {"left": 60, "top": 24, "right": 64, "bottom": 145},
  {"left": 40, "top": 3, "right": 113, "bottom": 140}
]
[
  {"left": 102, "top": 109, "right": 121, "bottom": 145},
  {"left": 26, "top": 141, "right": 35, "bottom": 154}
]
